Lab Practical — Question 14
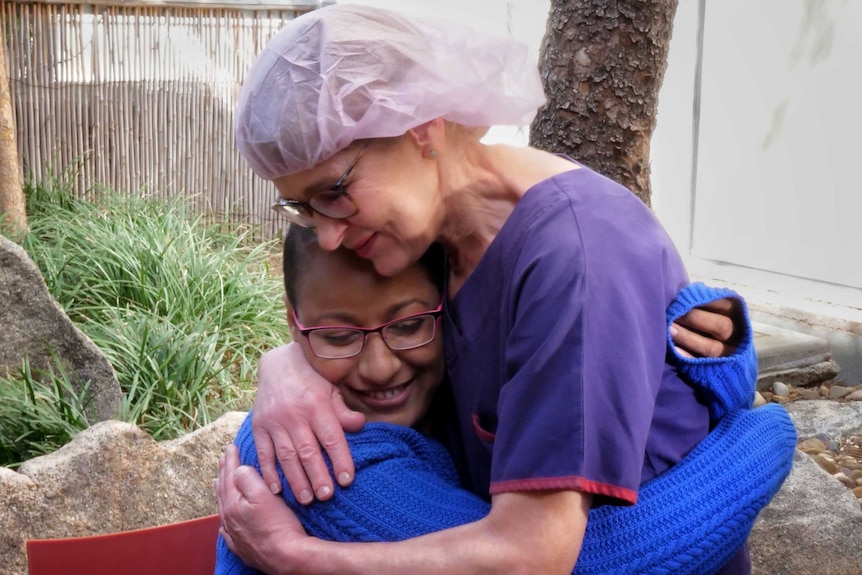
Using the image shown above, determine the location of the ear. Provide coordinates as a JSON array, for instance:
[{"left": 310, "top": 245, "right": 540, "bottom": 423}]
[
  {"left": 284, "top": 298, "right": 301, "bottom": 342},
  {"left": 282, "top": 292, "right": 291, "bottom": 323},
  {"left": 406, "top": 118, "right": 445, "bottom": 149}
]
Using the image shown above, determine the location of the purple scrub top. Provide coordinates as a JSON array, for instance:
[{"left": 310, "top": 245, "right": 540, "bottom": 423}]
[
  {"left": 441, "top": 165, "right": 749, "bottom": 573},
  {"left": 443, "top": 165, "right": 709, "bottom": 501}
]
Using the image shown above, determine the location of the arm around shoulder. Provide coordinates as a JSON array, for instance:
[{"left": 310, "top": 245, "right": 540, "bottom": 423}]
[
  {"left": 252, "top": 342, "right": 364, "bottom": 503},
  {"left": 224, "top": 417, "right": 591, "bottom": 575}
]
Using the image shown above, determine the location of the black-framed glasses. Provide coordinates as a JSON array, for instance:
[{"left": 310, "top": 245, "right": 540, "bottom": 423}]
[
  {"left": 271, "top": 142, "right": 368, "bottom": 228},
  {"left": 293, "top": 302, "right": 443, "bottom": 359}
]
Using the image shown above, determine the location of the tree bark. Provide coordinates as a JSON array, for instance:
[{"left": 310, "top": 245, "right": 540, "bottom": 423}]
[
  {"left": 0, "top": 24, "right": 27, "bottom": 236},
  {"left": 530, "top": 0, "right": 679, "bottom": 205}
]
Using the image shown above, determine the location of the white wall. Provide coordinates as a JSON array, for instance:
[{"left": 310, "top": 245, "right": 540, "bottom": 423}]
[{"left": 652, "top": 0, "right": 862, "bottom": 383}]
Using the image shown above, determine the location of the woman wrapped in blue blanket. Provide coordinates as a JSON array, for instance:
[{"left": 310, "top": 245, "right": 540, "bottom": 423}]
[{"left": 215, "top": 226, "right": 796, "bottom": 575}]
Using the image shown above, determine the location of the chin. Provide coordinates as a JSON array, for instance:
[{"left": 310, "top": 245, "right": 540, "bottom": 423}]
[
  {"left": 392, "top": 411, "right": 416, "bottom": 427},
  {"left": 371, "top": 255, "right": 411, "bottom": 278},
  {"left": 366, "top": 413, "right": 412, "bottom": 427}
]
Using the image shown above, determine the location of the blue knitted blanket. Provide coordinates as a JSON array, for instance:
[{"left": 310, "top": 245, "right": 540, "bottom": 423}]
[{"left": 215, "top": 283, "right": 797, "bottom": 575}]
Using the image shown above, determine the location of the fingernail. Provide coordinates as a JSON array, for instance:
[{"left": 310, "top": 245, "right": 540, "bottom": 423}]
[
  {"left": 669, "top": 325, "right": 678, "bottom": 336},
  {"left": 337, "top": 472, "right": 351, "bottom": 486},
  {"left": 316, "top": 485, "right": 331, "bottom": 499},
  {"left": 270, "top": 482, "right": 281, "bottom": 495},
  {"left": 298, "top": 489, "right": 313, "bottom": 504}
]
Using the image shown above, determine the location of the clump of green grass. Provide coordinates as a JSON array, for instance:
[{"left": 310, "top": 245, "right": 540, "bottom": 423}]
[
  {"left": 0, "top": 178, "right": 287, "bottom": 466},
  {"left": 0, "top": 357, "right": 91, "bottom": 468}
]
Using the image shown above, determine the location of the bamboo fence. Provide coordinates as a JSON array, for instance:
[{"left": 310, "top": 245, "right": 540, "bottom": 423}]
[{"left": 1, "top": 0, "right": 315, "bottom": 237}]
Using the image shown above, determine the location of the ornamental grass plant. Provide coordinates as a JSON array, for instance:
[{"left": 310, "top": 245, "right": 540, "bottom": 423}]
[
  {"left": 0, "top": 178, "right": 288, "bottom": 467},
  {"left": 0, "top": 356, "right": 92, "bottom": 468}
]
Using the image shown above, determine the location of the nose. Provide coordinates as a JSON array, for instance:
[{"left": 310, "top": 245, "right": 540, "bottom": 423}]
[
  {"left": 314, "top": 217, "right": 348, "bottom": 251},
  {"left": 357, "top": 333, "right": 401, "bottom": 386}
]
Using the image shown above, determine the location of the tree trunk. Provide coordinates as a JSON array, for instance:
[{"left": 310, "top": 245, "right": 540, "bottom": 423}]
[
  {"left": 0, "top": 24, "right": 27, "bottom": 236},
  {"left": 530, "top": 0, "right": 679, "bottom": 205}
]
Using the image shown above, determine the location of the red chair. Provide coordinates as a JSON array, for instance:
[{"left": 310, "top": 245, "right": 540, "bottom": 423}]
[{"left": 27, "top": 514, "right": 220, "bottom": 575}]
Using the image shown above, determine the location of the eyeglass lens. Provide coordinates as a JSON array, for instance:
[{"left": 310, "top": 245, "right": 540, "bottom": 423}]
[
  {"left": 273, "top": 193, "right": 359, "bottom": 227},
  {"left": 307, "top": 314, "right": 438, "bottom": 359},
  {"left": 272, "top": 143, "right": 365, "bottom": 227}
]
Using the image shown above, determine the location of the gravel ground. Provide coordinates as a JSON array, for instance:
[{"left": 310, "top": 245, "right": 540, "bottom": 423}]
[{"left": 759, "top": 380, "right": 862, "bottom": 508}]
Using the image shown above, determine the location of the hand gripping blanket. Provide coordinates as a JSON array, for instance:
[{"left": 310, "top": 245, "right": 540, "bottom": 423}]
[{"left": 215, "top": 283, "right": 797, "bottom": 575}]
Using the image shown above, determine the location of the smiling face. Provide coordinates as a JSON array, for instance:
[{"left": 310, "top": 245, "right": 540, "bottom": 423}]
[
  {"left": 273, "top": 137, "right": 446, "bottom": 277},
  {"left": 285, "top": 243, "right": 445, "bottom": 428}
]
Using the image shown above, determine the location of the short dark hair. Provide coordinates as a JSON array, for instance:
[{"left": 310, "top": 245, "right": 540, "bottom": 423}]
[{"left": 282, "top": 225, "right": 445, "bottom": 307}]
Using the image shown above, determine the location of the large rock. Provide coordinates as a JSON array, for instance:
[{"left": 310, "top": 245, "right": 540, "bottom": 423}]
[
  {"left": 0, "top": 235, "right": 121, "bottom": 422},
  {"left": 783, "top": 400, "right": 862, "bottom": 441},
  {"left": 750, "top": 450, "right": 862, "bottom": 574},
  {"left": 750, "top": 400, "right": 862, "bottom": 573},
  {"left": 0, "top": 411, "right": 245, "bottom": 575}
]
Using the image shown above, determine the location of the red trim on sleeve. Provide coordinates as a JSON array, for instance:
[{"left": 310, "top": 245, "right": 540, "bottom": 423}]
[
  {"left": 489, "top": 476, "right": 638, "bottom": 505},
  {"left": 471, "top": 413, "right": 496, "bottom": 443}
]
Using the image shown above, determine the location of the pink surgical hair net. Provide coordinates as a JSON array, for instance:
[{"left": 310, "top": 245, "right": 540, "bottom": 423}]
[{"left": 234, "top": 4, "right": 547, "bottom": 180}]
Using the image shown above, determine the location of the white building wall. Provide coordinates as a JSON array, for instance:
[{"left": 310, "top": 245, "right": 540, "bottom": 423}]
[{"left": 653, "top": 0, "right": 862, "bottom": 383}]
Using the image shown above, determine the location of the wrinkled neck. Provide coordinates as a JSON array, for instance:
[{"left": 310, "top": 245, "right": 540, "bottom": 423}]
[{"left": 437, "top": 144, "right": 577, "bottom": 290}]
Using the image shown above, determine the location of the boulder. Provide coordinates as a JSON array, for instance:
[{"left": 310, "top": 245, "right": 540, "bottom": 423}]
[
  {"left": 750, "top": 399, "right": 862, "bottom": 573},
  {"left": 0, "top": 235, "right": 121, "bottom": 422},
  {"left": 750, "top": 450, "right": 862, "bottom": 574},
  {"left": 783, "top": 400, "right": 862, "bottom": 441},
  {"left": 0, "top": 411, "right": 244, "bottom": 575}
]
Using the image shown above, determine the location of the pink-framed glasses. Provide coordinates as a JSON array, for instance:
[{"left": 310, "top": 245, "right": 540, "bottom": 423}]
[{"left": 293, "top": 301, "right": 443, "bottom": 359}]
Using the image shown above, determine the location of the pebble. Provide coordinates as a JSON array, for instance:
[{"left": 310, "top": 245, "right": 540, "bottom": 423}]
[
  {"left": 798, "top": 438, "right": 828, "bottom": 453},
  {"left": 772, "top": 381, "right": 791, "bottom": 396},
  {"left": 754, "top": 391, "right": 768, "bottom": 407},
  {"left": 835, "top": 472, "right": 857, "bottom": 489},
  {"left": 845, "top": 389, "right": 862, "bottom": 401},
  {"left": 797, "top": 389, "right": 821, "bottom": 400},
  {"left": 830, "top": 385, "right": 854, "bottom": 399},
  {"left": 812, "top": 453, "right": 839, "bottom": 475}
]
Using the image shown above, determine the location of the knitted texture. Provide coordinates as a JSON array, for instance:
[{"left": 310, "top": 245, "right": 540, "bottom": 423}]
[
  {"left": 215, "top": 284, "right": 795, "bottom": 574},
  {"left": 213, "top": 423, "right": 488, "bottom": 575},
  {"left": 667, "top": 282, "right": 757, "bottom": 420},
  {"left": 576, "top": 404, "right": 795, "bottom": 574},
  {"left": 217, "top": 408, "right": 795, "bottom": 575}
]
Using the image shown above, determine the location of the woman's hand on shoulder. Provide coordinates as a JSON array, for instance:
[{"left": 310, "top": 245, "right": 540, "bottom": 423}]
[
  {"left": 253, "top": 343, "right": 365, "bottom": 504},
  {"left": 670, "top": 298, "right": 743, "bottom": 358},
  {"left": 217, "top": 443, "right": 314, "bottom": 574}
]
